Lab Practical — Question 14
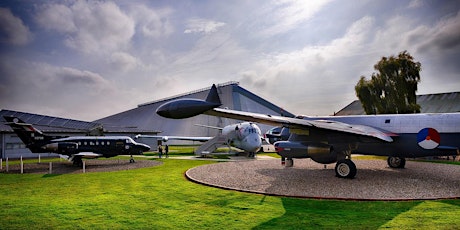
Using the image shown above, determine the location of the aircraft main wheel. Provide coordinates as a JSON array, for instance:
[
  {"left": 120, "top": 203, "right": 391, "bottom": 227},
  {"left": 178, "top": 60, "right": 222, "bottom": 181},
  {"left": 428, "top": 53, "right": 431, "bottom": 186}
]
[
  {"left": 285, "top": 159, "right": 294, "bottom": 167},
  {"left": 335, "top": 159, "right": 357, "bottom": 179},
  {"left": 72, "top": 157, "right": 83, "bottom": 167},
  {"left": 387, "top": 157, "right": 406, "bottom": 168}
]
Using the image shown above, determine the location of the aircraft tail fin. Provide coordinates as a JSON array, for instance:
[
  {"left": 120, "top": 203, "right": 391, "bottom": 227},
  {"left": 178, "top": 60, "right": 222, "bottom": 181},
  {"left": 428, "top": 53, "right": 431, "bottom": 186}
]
[
  {"left": 206, "top": 84, "right": 222, "bottom": 104},
  {"left": 3, "top": 116, "right": 52, "bottom": 152}
]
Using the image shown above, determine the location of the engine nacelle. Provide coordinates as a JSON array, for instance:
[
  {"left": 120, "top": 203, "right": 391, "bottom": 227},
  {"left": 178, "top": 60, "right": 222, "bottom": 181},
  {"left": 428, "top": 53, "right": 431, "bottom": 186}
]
[
  {"left": 274, "top": 141, "right": 338, "bottom": 164},
  {"left": 43, "top": 142, "right": 78, "bottom": 154},
  {"left": 265, "top": 127, "right": 290, "bottom": 145}
]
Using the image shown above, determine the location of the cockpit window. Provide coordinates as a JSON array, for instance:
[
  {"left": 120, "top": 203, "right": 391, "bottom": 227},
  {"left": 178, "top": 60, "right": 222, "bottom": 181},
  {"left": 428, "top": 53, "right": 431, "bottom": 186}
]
[
  {"left": 245, "top": 125, "right": 261, "bottom": 135},
  {"left": 125, "top": 137, "right": 134, "bottom": 144}
]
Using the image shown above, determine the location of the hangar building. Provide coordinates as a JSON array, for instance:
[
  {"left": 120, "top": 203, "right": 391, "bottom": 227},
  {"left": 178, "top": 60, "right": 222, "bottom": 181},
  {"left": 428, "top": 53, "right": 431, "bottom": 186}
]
[
  {"left": 1, "top": 82, "right": 293, "bottom": 159},
  {"left": 95, "top": 81, "right": 295, "bottom": 145}
]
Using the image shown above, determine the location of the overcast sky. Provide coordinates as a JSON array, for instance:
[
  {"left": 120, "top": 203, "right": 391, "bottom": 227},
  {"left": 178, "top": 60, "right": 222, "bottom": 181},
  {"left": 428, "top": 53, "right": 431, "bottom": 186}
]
[{"left": 1, "top": 0, "right": 459, "bottom": 121}]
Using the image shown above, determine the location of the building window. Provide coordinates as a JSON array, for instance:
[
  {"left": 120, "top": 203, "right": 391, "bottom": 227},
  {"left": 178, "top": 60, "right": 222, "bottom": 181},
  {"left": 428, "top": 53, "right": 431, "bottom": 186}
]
[{"left": 6, "top": 143, "right": 26, "bottom": 149}]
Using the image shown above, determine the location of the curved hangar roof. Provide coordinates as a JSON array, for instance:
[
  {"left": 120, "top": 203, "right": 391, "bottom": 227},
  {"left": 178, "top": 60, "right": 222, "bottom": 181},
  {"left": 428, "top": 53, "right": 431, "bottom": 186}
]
[
  {"left": 0, "top": 109, "right": 102, "bottom": 134},
  {"left": 96, "top": 82, "right": 295, "bottom": 137}
]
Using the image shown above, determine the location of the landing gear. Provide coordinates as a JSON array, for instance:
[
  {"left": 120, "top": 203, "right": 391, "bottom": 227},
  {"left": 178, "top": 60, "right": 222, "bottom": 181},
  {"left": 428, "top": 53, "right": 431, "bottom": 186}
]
[
  {"left": 281, "top": 157, "right": 294, "bottom": 167},
  {"left": 387, "top": 156, "right": 406, "bottom": 168},
  {"left": 285, "top": 158, "right": 294, "bottom": 167},
  {"left": 335, "top": 159, "right": 357, "bottom": 179},
  {"left": 129, "top": 155, "right": 135, "bottom": 163},
  {"left": 72, "top": 156, "right": 83, "bottom": 167}
]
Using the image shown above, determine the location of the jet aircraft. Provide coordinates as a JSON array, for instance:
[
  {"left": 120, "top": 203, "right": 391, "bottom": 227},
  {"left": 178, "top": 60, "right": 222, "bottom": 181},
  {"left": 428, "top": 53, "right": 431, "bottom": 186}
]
[
  {"left": 4, "top": 116, "right": 151, "bottom": 167},
  {"left": 136, "top": 122, "right": 263, "bottom": 156},
  {"left": 156, "top": 84, "right": 460, "bottom": 178}
]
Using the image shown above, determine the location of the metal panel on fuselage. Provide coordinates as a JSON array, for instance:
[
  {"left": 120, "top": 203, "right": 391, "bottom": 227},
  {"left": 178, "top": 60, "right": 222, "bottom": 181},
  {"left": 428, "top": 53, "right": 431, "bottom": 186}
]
[{"left": 352, "top": 133, "right": 458, "bottom": 157}]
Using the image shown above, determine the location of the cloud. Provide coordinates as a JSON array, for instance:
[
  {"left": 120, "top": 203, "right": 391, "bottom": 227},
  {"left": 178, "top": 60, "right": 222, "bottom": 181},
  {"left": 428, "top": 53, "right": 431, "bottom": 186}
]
[
  {"left": 408, "top": 0, "right": 424, "bottom": 9},
  {"left": 253, "top": 0, "right": 331, "bottom": 36},
  {"left": 36, "top": 1, "right": 135, "bottom": 54},
  {"left": 1, "top": 1, "right": 459, "bottom": 120},
  {"left": 130, "top": 5, "right": 174, "bottom": 38},
  {"left": 109, "top": 52, "right": 140, "bottom": 72},
  {"left": 35, "top": 4, "right": 77, "bottom": 33},
  {"left": 1, "top": 58, "right": 113, "bottom": 93},
  {"left": 416, "top": 10, "right": 460, "bottom": 54},
  {"left": 0, "top": 7, "right": 32, "bottom": 45},
  {"left": 53, "top": 67, "right": 110, "bottom": 86},
  {"left": 237, "top": 16, "right": 378, "bottom": 115},
  {"left": 0, "top": 58, "right": 118, "bottom": 119},
  {"left": 184, "top": 18, "right": 226, "bottom": 34}
]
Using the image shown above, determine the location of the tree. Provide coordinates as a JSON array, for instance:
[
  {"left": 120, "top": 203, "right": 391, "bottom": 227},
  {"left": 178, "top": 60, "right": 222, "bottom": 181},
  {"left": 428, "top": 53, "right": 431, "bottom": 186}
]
[{"left": 355, "top": 51, "right": 421, "bottom": 114}]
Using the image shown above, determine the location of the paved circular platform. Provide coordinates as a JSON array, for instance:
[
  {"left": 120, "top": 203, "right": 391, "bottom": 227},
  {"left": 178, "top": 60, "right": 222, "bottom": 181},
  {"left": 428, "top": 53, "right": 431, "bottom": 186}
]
[{"left": 186, "top": 159, "right": 460, "bottom": 200}]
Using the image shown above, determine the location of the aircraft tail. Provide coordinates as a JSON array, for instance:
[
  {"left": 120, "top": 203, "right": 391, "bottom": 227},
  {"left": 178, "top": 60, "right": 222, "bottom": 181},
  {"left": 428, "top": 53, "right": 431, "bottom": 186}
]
[
  {"left": 3, "top": 116, "right": 55, "bottom": 153},
  {"left": 206, "top": 84, "right": 222, "bottom": 104}
]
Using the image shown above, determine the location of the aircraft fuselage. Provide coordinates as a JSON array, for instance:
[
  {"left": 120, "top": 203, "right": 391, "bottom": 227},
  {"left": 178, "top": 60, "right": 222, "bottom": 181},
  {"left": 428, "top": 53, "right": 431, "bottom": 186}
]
[
  {"left": 222, "top": 122, "right": 262, "bottom": 153},
  {"left": 45, "top": 136, "right": 151, "bottom": 157},
  {"left": 299, "top": 113, "right": 460, "bottom": 158}
]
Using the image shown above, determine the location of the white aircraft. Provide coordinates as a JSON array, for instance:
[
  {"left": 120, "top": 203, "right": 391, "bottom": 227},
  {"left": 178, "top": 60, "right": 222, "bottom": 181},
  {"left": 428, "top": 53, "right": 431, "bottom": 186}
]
[
  {"left": 156, "top": 84, "right": 460, "bottom": 178},
  {"left": 136, "top": 122, "right": 263, "bottom": 156}
]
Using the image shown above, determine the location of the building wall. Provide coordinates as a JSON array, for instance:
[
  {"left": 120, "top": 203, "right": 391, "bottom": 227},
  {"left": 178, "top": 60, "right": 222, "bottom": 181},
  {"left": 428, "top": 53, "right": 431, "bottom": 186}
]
[{"left": 2, "top": 132, "right": 58, "bottom": 159}]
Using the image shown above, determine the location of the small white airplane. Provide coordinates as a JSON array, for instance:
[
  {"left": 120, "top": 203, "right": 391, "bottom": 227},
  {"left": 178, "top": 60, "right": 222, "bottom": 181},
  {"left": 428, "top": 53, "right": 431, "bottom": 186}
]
[
  {"left": 156, "top": 84, "right": 460, "bottom": 179},
  {"left": 136, "top": 122, "right": 263, "bottom": 156}
]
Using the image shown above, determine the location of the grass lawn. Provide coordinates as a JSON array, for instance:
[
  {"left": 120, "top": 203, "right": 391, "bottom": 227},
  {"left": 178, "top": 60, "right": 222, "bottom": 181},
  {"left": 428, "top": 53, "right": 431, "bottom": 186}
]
[{"left": 1, "top": 156, "right": 459, "bottom": 229}]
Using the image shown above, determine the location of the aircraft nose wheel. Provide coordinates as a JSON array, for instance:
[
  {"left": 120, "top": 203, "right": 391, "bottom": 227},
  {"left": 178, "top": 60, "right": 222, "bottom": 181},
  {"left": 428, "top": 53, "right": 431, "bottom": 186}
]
[{"left": 335, "top": 159, "right": 357, "bottom": 179}]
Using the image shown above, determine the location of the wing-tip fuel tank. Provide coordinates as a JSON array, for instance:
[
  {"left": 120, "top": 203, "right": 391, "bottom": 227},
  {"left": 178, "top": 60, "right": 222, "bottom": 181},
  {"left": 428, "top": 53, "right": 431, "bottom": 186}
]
[{"left": 156, "top": 84, "right": 222, "bottom": 119}]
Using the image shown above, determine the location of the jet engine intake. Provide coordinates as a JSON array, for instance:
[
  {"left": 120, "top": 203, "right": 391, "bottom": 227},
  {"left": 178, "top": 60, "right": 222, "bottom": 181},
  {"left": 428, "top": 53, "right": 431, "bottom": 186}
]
[{"left": 274, "top": 141, "right": 337, "bottom": 164}]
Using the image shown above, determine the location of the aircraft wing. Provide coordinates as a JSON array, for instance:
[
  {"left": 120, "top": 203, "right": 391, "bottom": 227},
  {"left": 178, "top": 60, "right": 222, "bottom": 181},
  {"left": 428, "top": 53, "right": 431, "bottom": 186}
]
[
  {"left": 135, "top": 135, "right": 212, "bottom": 142},
  {"left": 206, "top": 108, "right": 394, "bottom": 142},
  {"left": 194, "top": 124, "right": 223, "bottom": 130}
]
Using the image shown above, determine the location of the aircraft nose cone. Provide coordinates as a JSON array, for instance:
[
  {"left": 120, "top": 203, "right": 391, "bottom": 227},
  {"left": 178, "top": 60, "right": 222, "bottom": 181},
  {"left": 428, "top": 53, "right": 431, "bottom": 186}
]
[
  {"left": 142, "top": 144, "right": 151, "bottom": 151},
  {"left": 245, "top": 133, "right": 262, "bottom": 152},
  {"left": 156, "top": 104, "right": 171, "bottom": 118}
]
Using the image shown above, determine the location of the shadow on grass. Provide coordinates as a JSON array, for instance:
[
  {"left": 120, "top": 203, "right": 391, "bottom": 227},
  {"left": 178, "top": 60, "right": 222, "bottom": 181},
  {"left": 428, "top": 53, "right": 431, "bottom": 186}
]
[
  {"left": 42, "top": 174, "right": 62, "bottom": 178},
  {"left": 254, "top": 198, "right": 421, "bottom": 229}
]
